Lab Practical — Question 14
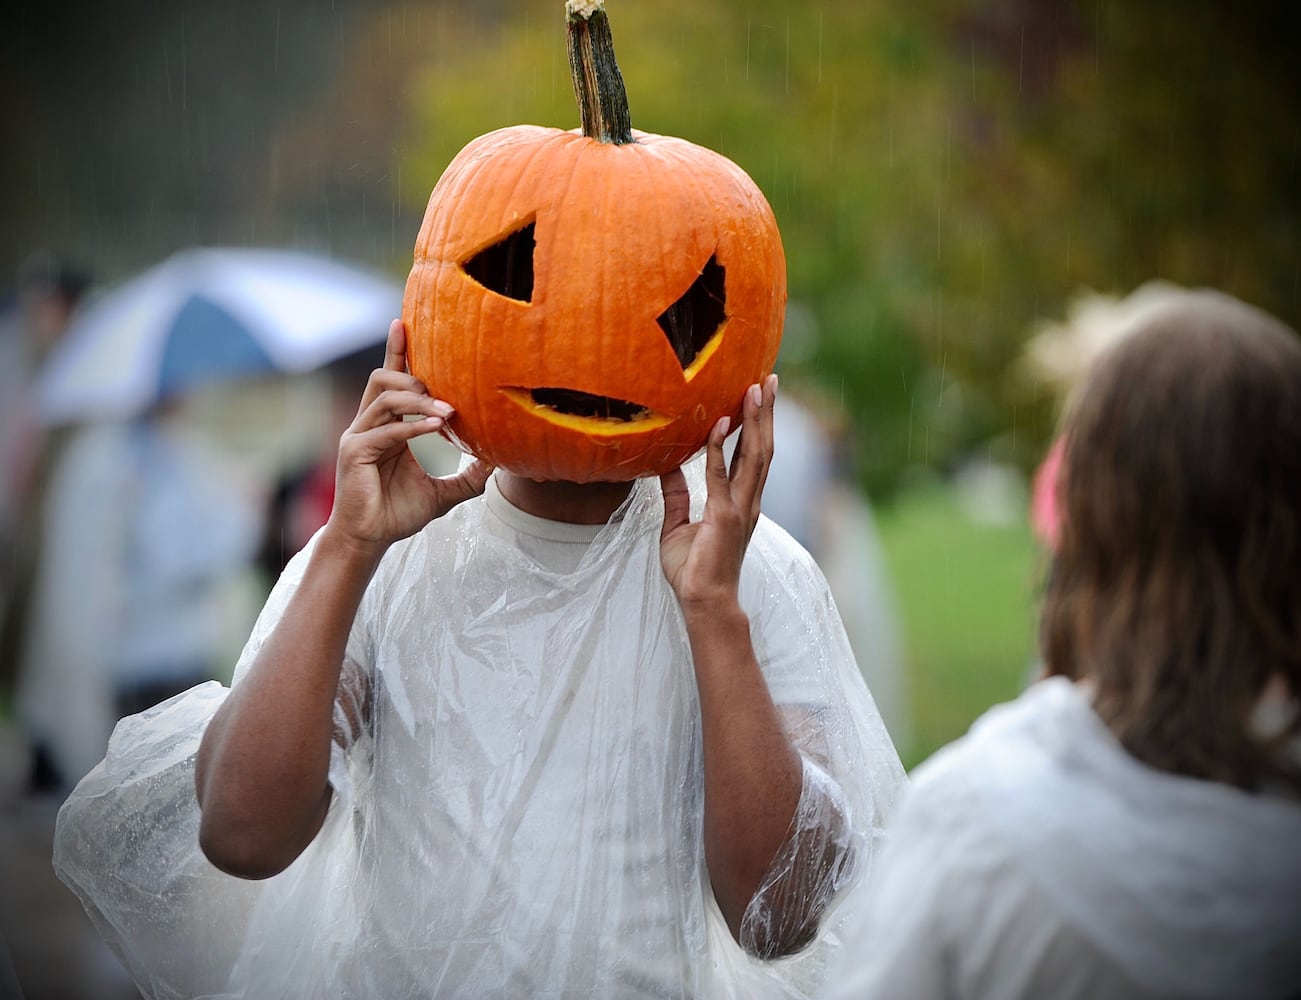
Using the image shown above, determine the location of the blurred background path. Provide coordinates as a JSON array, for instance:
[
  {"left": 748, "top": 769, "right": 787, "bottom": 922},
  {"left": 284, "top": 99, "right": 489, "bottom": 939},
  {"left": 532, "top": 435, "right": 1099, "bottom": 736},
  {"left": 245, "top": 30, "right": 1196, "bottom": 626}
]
[{"left": 0, "top": 722, "right": 139, "bottom": 1000}]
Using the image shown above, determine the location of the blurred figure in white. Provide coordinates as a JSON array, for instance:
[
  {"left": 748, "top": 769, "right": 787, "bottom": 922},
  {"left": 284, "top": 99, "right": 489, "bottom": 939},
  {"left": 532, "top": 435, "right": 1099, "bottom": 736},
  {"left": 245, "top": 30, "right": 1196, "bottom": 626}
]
[
  {"left": 0, "top": 253, "right": 92, "bottom": 718},
  {"left": 730, "top": 392, "right": 910, "bottom": 756},
  {"left": 16, "top": 400, "right": 260, "bottom": 792}
]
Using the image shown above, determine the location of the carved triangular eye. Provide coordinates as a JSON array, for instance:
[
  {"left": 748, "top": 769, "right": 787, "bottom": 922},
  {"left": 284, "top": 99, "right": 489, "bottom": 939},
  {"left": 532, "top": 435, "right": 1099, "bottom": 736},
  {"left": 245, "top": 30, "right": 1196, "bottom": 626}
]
[
  {"left": 657, "top": 255, "right": 726, "bottom": 369},
  {"left": 462, "top": 222, "right": 536, "bottom": 302}
]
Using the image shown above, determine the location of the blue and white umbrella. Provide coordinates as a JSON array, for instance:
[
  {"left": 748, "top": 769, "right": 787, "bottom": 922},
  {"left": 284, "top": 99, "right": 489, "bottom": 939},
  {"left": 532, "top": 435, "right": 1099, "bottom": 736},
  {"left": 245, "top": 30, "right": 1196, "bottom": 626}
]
[{"left": 37, "top": 246, "right": 402, "bottom": 425}]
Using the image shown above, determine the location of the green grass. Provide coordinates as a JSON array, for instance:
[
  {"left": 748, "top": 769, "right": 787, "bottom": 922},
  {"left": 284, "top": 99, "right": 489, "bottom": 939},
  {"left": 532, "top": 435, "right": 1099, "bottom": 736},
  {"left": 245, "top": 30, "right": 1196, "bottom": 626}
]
[{"left": 875, "top": 481, "right": 1044, "bottom": 770}]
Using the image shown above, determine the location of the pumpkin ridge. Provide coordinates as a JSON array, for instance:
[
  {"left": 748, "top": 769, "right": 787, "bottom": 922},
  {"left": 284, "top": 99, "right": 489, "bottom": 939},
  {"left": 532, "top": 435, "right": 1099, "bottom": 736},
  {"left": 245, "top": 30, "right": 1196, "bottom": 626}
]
[
  {"left": 413, "top": 151, "right": 472, "bottom": 261},
  {"left": 482, "top": 132, "right": 555, "bottom": 262},
  {"left": 633, "top": 142, "right": 677, "bottom": 390},
  {"left": 668, "top": 137, "right": 777, "bottom": 394},
  {"left": 601, "top": 145, "right": 628, "bottom": 402},
  {"left": 536, "top": 137, "right": 593, "bottom": 392},
  {"left": 439, "top": 157, "right": 490, "bottom": 434},
  {"left": 418, "top": 130, "right": 526, "bottom": 259},
  {"left": 464, "top": 254, "right": 484, "bottom": 452},
  {"left": 461, "top": 149, "right": 509, "bottom": 439},
  {"left": 482, "top": 134, "right": 564, "bottom": 398},
  {"left": 529, "top": 134, "right": 586, "bottom": 317},
  {"left": 659, "top": 143, "right": 722, "bottom": 390}
]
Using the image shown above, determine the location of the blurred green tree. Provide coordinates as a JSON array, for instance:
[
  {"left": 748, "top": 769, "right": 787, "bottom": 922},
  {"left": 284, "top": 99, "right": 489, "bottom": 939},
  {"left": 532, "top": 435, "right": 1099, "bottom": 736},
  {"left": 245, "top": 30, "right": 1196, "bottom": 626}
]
[{"left": 371, "top": 0, "right": 1301, "bottom": 495}]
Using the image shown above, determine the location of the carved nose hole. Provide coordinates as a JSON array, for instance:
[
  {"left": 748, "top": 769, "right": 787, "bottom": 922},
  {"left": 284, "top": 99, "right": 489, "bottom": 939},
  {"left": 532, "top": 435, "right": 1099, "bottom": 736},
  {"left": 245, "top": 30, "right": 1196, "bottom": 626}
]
[
  {"left": 657, "top": 255, "right": 726, "bottom": 369},
  {"left": 462, "top": 221, "right": 536, "bottom": 302}
]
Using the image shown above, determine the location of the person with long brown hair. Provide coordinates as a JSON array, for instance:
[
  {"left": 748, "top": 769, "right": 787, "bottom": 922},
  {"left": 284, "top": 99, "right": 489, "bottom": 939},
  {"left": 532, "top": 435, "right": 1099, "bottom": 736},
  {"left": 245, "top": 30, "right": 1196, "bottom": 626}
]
[{"left": 828, "top": 288, "right": 1301, "bottom": 1000}]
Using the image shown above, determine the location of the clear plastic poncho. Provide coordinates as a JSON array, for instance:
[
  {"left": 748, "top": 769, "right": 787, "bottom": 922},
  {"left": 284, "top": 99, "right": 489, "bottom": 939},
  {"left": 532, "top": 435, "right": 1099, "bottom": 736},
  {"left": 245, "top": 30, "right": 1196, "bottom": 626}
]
[
  {"left": 825, "top": 677, "right": 1301, "bottom": 1000},
  {"left": 54, "top": 459, "right": 906, "bottom": 999}
]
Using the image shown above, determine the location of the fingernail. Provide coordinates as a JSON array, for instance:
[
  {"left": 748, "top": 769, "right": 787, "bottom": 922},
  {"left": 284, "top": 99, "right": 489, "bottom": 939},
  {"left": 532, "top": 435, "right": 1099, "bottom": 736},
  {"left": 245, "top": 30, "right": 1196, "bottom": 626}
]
[
  {"left": 717, "top": 416, "right": 731, "bottom": 436},
  {"left": 749, "top": 384, "right": 762, "bottom": 407},
  {"left": 431, "top": 401, "right": 454, "bottom": 418}
]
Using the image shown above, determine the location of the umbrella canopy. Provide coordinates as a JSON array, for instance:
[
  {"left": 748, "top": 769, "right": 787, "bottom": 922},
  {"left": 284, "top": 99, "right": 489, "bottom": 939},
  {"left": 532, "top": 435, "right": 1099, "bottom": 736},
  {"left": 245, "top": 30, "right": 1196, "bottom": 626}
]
[{"left": 36, "top": 247, "right": 402, "bottom": 425}]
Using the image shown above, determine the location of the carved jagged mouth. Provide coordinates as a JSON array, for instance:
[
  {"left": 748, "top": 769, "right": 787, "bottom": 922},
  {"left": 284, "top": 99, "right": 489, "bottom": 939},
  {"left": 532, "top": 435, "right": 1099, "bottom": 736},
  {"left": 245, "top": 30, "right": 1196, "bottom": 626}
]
[
  {"left": 530, "top": 387, "right": 649, "bottom": 422},
  {"left": 499, "top": 387, "right": 671, "bottom": 433}
]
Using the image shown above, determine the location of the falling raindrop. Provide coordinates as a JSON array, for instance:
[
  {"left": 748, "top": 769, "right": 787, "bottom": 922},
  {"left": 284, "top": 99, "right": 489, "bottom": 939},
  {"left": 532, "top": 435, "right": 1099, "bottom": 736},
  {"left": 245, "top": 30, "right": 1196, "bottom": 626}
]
[
  {"left": 946, "top": 119, "right": 952, "bottom": 181},
  {"left": 817, "top": 11, "right": 824, "bottom": 86},
  {"left": 828, "top": 86, "right": 838, "bottom": 165},
  {"left": 887, "top": 72, "right": 894, "bottom": 169},
  {"left": 1094, "top": 1, "right": 1101, "bottom": 74},
  {"left": 164, "top": 42, "right": 173, "bottom": 107},
  {"left": 746, "top": 17, "right": 751, "bottom": 81},
  {"left": 936, "top": 193, "right": 942, "bottom": 263},
  {"left": 907, "top": 389, "right": 915, "bottom": 461},
  {"left": 181, "top": 22, "right": 188, "bottom": 112},
  {"left": 785, "top": 17, "right": 791, "bottom": 95},
  {"left": 1019, "top": 23, "right": 1025, "bottom": 93}
]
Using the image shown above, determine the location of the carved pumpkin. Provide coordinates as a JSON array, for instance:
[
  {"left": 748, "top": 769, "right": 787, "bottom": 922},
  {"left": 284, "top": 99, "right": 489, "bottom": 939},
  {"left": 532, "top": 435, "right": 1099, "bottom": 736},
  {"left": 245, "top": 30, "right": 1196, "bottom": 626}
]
[{"left": 402, "top": 0, "right": 786, "bottom": 482}]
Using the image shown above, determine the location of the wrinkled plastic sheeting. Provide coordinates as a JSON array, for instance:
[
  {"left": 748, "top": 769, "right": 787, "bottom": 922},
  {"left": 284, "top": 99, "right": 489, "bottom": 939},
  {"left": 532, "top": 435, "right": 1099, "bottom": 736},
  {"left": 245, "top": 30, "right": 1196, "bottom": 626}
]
[
  {"left": 54, "top": 683, "right": 262, "bottom": 1000},
  {"left": 54, "top": 459, "right": 906, "bottom": 999}
]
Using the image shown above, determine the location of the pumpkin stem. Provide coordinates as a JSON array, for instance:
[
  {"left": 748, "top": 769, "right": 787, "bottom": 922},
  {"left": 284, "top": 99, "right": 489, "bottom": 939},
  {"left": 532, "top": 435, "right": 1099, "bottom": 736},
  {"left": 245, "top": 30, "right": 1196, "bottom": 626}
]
[{"left": 566, "top": 0, "right": 634, "bottom": 145}]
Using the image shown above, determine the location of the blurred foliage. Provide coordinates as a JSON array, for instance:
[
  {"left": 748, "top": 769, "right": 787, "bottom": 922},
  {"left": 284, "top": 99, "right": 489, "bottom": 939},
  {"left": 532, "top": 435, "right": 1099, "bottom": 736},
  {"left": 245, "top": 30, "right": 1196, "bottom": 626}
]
[
  {"left": 875, "top": 479, "right": 1040, "bottom": 766},
  {"left": 380, "top": 0, "right": 1301, "bottom": 496},
  {"left": 6, "top": 0, "right": 1298, "bottom": 497},
  {"left": 1, "top": 1, "right": 397, "bottom": 271}
]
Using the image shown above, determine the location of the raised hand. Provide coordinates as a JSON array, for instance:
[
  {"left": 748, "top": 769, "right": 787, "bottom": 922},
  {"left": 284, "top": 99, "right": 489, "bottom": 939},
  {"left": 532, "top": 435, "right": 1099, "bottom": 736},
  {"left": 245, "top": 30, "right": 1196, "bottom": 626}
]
[
  {"left": 328, "top": 319, "right": 492, "bottom": 552},
  {"left": 659, "top": 374, "right": 777, "bottom": 611}
]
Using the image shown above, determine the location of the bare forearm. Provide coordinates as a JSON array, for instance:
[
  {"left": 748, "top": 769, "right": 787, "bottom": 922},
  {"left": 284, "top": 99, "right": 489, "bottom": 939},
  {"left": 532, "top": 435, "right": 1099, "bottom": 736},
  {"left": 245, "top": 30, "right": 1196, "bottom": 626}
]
[
  {"left": 683, "top": 600, "right": 805, "bottom": 945},
  {"left": 195, "top": 528, "right": 383, "bottom": 878}
]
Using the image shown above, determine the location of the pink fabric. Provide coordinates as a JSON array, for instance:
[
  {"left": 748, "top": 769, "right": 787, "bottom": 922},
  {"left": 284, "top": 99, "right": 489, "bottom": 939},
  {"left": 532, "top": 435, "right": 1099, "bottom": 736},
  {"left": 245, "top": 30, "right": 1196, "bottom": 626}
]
[{"left": 1031, "top": 437, "right": 1065, "bottom": 552}]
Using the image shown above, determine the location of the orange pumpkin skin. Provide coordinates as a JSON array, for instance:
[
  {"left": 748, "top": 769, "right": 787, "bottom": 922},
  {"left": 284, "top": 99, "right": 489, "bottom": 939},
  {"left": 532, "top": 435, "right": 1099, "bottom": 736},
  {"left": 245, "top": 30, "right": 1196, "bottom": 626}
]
[{"left": 401, "top": 124, "right": 786, "bottom": 483}]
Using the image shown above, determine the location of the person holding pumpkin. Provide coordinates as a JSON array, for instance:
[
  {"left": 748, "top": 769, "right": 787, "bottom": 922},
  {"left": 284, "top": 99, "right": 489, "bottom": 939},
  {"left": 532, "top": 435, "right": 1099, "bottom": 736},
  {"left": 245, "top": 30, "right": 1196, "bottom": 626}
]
[
  {"left": 52, "top": 3, "right": 904, "bottom": 998},
  {"left": 53, "top": 339, "right": 903, "bottom": 997}
]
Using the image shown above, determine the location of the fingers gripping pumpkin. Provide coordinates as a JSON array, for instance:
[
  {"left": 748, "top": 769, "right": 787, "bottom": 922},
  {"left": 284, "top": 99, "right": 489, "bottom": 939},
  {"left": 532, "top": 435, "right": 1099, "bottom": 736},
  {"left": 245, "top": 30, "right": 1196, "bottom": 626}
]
[{"left": 402, "top": 0, "right": 786, "bottom": 483}]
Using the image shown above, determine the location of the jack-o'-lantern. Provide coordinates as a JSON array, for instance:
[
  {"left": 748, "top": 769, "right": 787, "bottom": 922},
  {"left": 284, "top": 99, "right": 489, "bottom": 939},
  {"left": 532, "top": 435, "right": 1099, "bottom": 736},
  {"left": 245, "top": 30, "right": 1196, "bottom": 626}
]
[{"left": 402, "top": 0, "right": 786, "bottom": 482}]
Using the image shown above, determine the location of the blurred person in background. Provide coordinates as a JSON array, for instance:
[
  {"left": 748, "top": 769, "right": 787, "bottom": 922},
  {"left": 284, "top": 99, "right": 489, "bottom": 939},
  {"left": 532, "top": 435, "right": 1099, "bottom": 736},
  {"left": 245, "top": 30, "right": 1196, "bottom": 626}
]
[
  {"left": 15, "top": 396, "right": 260, "bottom": 793},
  {"left": 0, "top": 253, "right": 92, "bottom": 715},
  {"left": 826, "top": 289, "right": 1301, "bottom": 1000},
  {"left": 255, "top": 354, "right": 373, "bottom": 589},
  {"left": 729, "top": 390, "right": 910, "bottom": 756},
  {"left": 255, "top": 347, "right": 461, "bottom": 593}
]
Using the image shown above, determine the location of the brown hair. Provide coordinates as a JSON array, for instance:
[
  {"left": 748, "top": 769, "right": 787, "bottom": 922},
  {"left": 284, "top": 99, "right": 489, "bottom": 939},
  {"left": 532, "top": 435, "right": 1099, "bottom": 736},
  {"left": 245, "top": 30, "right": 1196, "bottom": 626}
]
[{"left": 1040, "top": 290, "right": 1301, "bottom": 793}]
